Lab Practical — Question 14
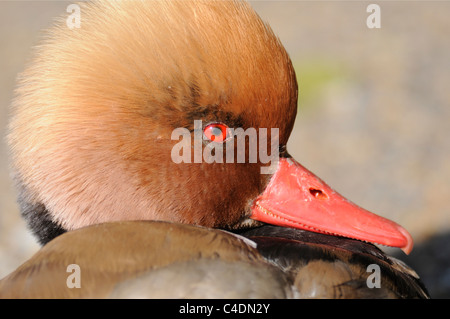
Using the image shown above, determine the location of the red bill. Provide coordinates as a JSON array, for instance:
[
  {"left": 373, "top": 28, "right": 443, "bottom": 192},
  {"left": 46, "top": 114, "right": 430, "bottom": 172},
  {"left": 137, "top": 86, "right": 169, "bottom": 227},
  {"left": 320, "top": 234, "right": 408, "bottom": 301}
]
[{"left": 251, "top": 157, "right": 413, "bottom": 254}]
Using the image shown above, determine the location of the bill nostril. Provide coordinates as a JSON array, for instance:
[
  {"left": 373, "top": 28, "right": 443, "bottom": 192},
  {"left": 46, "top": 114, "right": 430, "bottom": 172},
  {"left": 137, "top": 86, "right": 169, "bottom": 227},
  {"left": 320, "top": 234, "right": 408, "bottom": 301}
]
[{"left": 309, "top": 188, "right": 328, "bottom": 200}]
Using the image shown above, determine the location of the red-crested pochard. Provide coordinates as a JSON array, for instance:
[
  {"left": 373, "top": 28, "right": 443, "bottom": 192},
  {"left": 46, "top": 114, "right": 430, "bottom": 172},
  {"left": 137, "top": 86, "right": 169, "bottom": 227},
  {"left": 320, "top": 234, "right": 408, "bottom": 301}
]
[{"left": 1, "top": 0, "right": 428, "bottom": 298}]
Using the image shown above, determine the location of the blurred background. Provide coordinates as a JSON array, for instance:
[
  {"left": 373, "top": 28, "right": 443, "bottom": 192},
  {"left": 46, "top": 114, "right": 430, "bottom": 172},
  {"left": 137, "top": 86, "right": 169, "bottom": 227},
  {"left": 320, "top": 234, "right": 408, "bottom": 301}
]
[{"left": 0, "top": 1, "right": 449, "bottom": 298}]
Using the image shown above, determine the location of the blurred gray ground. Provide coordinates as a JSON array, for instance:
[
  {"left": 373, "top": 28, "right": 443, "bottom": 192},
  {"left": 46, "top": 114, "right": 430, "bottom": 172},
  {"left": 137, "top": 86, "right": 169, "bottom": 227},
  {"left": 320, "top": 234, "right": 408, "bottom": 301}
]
[{"left": 0, "top": 1, "right": 449, "bottom": 298}]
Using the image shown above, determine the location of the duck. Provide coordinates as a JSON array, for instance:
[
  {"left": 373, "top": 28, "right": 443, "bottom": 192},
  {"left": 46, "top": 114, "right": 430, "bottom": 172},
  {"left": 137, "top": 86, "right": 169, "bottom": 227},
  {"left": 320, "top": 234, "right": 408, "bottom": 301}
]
[{"left": 1, "top": 0, "right": 428, "bottom": 298}]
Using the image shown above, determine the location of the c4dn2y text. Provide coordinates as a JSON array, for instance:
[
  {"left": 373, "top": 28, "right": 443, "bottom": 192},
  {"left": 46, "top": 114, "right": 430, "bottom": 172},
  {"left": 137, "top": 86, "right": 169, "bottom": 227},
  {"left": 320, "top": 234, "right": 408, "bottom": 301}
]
[{"left": 223, "top": 303, "right": 270, "bottom": 314}]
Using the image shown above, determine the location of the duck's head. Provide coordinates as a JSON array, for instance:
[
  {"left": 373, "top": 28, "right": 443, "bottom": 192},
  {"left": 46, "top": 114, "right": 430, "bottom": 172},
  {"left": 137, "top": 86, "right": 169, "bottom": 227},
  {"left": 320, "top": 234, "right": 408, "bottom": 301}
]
[{"left": 8, "top": 0, "right": 413, "bottom": 253}]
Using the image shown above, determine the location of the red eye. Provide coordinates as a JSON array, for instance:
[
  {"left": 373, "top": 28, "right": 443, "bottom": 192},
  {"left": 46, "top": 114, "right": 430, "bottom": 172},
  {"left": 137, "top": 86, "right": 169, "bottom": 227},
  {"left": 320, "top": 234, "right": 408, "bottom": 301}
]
[{"left": 203, "top": 123, "right": 229, "bottom": 143}]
